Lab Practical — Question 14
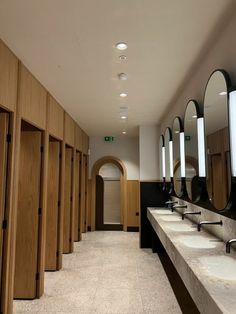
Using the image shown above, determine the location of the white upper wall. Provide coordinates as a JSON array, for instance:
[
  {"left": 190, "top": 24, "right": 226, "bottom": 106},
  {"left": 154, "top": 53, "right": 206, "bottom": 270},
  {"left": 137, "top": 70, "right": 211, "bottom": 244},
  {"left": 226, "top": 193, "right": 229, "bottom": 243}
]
[
  {"left": 139, "top": 125, "right": 160, "bottom": 181},
  {"left": 89, "top": 136, "right": 139, "bottom": 180}
]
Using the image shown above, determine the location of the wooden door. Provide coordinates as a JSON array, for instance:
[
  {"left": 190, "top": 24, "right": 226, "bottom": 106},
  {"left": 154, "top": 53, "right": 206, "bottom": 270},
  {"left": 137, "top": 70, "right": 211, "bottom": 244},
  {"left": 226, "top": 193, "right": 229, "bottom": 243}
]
[
  {"left": 80, "top": 155, "right": 87, "bottom": 233},
  {"left": 0, "top": 112, "right": 9, "bottom": 300},
  {"left": 14, "top": 131, "right": 42, "bottom": 299},
  {"left": 63, "top": 147, "right": 72, "bottom": 253},
  {"left": 74, "top": 152, "right": 81, "bottom": 241},
  {"left": 211, "top": 154, "right": 225, "bottom": 209},
  {"left": 45, "top": 141, "right": 60, "bottom": 270}
]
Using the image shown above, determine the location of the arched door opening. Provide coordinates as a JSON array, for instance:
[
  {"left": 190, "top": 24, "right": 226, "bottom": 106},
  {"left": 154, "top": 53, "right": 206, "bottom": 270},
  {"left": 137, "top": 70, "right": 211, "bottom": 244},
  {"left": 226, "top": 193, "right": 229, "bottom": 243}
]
[
  {"left": 91, "top": 156, "right": 127, "bottom": 231},
  {"left": 96, "top": 163, "right": 122, "bottom": 230}
]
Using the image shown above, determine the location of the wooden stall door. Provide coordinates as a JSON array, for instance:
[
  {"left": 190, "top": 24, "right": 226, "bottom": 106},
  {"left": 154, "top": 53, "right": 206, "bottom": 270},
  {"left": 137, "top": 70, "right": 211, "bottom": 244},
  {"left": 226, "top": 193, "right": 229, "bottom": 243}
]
[
  {"left": 14, "top": 131, "right": 42, "bottom": 299},
  {"left": 74, "top": 152, "right": 81, "bottom": 241},
  {"left": 45, "top": 141, "right": 60, "bottom": 270},
  {"left": 63, "top": 147, "right": 72, "bottom": 253},
  {"left": 80, "top": 155, "right": 88, "bottom": 233},
  {"left": 0, "top": 112, "right": 9, "bottom": 300}
]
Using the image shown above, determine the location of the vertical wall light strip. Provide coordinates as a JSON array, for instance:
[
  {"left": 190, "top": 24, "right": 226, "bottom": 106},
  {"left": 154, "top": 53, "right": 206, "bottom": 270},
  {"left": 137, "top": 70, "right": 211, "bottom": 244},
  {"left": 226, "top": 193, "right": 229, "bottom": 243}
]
[
  {"left": 180, "top": 132, "right": 186, "bottom": 177},
  {"left": 169, "top": 141, "right": 173, "bottom": 177},
  {"left": 162, "top": 147, "right": 166, "bottom": 178},
  {"left": 197, "top": 117, "right": 206, "bottom": 177},
  {"left": 229, "top": 89, "right": 236, "bottom": 176}
]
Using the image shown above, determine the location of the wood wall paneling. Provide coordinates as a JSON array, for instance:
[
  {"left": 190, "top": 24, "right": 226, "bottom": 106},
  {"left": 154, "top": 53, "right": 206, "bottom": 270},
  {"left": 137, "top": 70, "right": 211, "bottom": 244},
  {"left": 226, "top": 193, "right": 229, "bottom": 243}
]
[
  {"left": 82, "top": 131, "right": 89, "bottom": 154},
  {"left": 75, "top": 124, "right": 83, "bottom": 152},
  {"left": 48, "top": 95, "right": 64, "bottom": 140},
  {"left": 18, "top": 64, "right": 47, "bottom": 130},
  {"left": 63, "top": 147, "right": 73, "bottom": 253},
  {"left": 74, "top": 152, "right": 81, "bottom": 241},
  {"left": 0, "top": 40, "right": 18, "bottom": 112},
  {"left": 64, "top": 113, "right": 75, "bottom": 147},
  {"left": 14, "top": 131, "right": 42, "bottom": 299},
  {"left": 127, "top": 181, "right": 140, "bottom": 227},
  {"left": 45, "top": 141, "right": 60, "bottom": 270}
]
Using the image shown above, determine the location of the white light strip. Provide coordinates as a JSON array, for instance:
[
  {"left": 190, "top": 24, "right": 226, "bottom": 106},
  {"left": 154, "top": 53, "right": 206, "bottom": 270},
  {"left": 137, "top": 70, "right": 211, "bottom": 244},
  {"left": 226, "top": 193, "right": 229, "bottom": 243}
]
[
  {"left": 169, "top": 141, "right": 173, "bottom": 177},
  {"left": 197, "top": 117, "right": 206, "bottom": 177},
  {"left": 180, "top": 132, "right": 186, "bottom": 177},
  {"left": 229, "top": 90, "right": 236, "bottom": 176},
  {"left": 162, "top": 147, "right": 166, "bottom": 178}
]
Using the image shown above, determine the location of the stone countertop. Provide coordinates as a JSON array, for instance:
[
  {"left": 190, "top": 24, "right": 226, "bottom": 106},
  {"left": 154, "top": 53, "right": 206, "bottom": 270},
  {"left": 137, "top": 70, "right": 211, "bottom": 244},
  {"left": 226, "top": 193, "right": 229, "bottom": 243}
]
[{"left": 147, "top": 207, "right": 236, "bottom": 314}]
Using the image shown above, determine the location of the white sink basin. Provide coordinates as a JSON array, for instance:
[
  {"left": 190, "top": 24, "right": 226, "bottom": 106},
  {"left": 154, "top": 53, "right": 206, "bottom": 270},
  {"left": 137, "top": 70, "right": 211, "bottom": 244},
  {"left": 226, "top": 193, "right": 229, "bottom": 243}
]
[
  {"left": 166, "top": 223, "right": 195, "bottom": 232},
  {"left": 153, "top": 209, "right": 173, "bottom": 215},
  {"left": 160, "top": 216, "right": 182, "bottom": 222},
  {"left": 178, "top": 235, "right": 217, "bottom": 249},
  {"left": 199, "top": 256, "right": 236, "bottom": 280}
]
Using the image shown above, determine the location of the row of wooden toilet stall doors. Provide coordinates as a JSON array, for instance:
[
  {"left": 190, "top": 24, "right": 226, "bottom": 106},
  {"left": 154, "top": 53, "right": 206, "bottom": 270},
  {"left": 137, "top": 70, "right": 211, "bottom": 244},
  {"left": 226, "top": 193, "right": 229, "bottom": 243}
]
[{"left": 0, "top": 39, "right": 90, "bottom": 314}]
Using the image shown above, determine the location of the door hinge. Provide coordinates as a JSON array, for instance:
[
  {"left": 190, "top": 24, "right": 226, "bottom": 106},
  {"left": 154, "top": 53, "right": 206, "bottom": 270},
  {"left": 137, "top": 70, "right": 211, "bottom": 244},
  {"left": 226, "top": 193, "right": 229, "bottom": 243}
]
[
  {"left": 38, "top": 208, "right": 42, "bottom": 215},
  {"left": 2, "top": 220, "right": 7, "bottom": 230},
  {"left": 36, "top": 273, "right": 40, "bottom": 281},
  {"left": 6, "top": 134, "right": 11, "bottom": 143},
  {"left": 40, "top": 146, "right": 44, "bottom": 153}
]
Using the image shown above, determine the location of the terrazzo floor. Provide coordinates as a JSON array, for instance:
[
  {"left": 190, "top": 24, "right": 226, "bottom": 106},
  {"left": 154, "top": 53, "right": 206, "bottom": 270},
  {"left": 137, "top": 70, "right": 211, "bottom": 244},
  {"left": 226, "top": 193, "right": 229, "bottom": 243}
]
[{"left": 13, "top": 231, "right": 181, "bottom": 314}]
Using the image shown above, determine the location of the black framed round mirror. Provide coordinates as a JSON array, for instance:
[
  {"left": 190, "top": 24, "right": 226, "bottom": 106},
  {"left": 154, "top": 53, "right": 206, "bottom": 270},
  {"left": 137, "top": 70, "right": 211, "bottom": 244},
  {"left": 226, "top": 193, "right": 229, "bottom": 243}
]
[
  {"left": 159, "top": 135, "right": 164, "bottom": 181},
  {"left": 164, "top": 127, "right": 172, "bottom": 192},
  {"left": 184, "top": 100, "right": 200, "bottom": 202},
  {"left": 172, "top": 117, "right": 184, "bottom": 197},
  {"left": 203, "top": 69, "right": 231, "bottom": 210}
]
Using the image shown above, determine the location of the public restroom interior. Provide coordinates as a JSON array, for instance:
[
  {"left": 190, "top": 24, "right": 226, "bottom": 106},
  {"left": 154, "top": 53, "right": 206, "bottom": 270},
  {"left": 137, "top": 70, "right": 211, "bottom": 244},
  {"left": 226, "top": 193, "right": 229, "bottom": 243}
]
[{"left": 1, "top": 1, "right": 236, "bottom": 313}]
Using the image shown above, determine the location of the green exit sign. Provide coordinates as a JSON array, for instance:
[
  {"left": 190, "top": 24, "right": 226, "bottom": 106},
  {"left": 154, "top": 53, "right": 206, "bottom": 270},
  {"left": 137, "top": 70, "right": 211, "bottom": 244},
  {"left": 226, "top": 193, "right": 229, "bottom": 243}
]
[
  {"left": 104, "top": 136, "right": 114, "bottom": 142},
  {"left": 185, "top": 135, "right": 191, "bottom": 141}
]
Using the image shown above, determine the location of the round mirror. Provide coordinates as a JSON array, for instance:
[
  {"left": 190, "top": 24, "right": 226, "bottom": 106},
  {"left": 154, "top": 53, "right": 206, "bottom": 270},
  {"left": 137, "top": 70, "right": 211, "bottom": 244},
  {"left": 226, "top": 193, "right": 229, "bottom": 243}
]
[
  {"left": 184, "top": 100, "right": 199, "bottom": 201},
  {"left": 159, "top": 135, "right": 164, "bottom": 180},
  {"left": 172, "top": 117, "right": 182, "bottom": 196},
  {"left": 204, "top": 70, "right": 231, "bottom": 210},
  {"left": 164, "top": 128, "right": 172, "bottom": 184}
]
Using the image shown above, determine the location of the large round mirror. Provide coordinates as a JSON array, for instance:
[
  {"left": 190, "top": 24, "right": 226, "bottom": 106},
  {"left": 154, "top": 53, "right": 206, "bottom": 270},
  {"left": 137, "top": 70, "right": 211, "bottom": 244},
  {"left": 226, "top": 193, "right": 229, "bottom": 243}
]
[
  {"left": 184, "top": 100, "right": 199, "bottom": 201},
  {"left": 172, "top": 117, "right": 182, "bottom": 196},
  {"left": 159, "top": 135, "right": 164, "bottom": 180},
  {"left": 204, "top": 70, "right": 231, "bottom": 210},
  {"left": 164, "top": 128, "right": 172, "bottom": 184}
]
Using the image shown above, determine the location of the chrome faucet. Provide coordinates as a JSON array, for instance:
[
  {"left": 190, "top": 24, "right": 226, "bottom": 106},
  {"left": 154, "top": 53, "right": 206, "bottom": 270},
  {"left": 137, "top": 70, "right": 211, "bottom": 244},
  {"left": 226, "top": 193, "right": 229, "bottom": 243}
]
[
  {"left": 226, "top": 239, "right": 236, "bottom": 254},
  {"left": 197, "top": 220, "right": 223, "bottom": 232},
  {"left": 182, "top": 211, "right": 201, "bottom": 220},
  {"left": 165, "top": 200, "right": 178, "bottom": 209},
  {"left": 171, "top": 204, "right": 187, "bottom": 213}
]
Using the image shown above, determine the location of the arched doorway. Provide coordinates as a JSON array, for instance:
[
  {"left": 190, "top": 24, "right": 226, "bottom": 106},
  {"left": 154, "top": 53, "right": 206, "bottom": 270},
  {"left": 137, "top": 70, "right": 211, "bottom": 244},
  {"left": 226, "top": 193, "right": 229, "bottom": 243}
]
[{"left": 91, "top": 156, "right": 127, "bottom": 231}]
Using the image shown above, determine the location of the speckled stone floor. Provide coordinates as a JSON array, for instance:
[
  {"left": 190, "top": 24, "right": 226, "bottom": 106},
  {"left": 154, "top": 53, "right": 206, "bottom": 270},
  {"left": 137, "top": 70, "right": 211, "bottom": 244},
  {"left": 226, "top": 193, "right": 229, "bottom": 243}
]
[{"left": 13, "top": 231, "right": 181, "bottom": 314}]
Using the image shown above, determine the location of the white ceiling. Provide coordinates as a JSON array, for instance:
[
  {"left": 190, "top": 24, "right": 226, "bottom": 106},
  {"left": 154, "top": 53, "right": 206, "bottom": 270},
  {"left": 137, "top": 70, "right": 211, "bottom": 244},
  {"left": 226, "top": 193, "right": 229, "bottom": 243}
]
[{"left": 0, "top": 0, "right": 232, "bottom": 136}]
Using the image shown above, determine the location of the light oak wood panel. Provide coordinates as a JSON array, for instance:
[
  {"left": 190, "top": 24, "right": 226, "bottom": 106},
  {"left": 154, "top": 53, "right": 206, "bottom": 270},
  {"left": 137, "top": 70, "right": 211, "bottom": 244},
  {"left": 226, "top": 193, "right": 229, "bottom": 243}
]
[
  {"left": 64, "top": 113, "right": 75, "bottom": 147},
  {"left": 80, "top": 155, "right": 87, "bottom": 233},
  {"left": 63, "top": 147, "right": 73, "bottom": 253},
  {"left": 47, "top": 94, "right": 64, "bottom": 140},
  {"left": 18, "top": 63, "right": 47, "bottom": 130},
  {"left": 14, "top": 131, "right": 42, "bottom": 299},
  {"left": 127, "top": 181, "right": 140, "bottom": 227},
  {"left": 75, "top": 124, "right": 83, "bottom": 152},
  {"left": 45, "top": 142, "right": 60, "bottom": 270},
  {"left": 0, "top": 40, "right": 18, "bottom": 112},
  {"left": 74, "top": 152, "right": 81, "bottom": 241},
  {"left": 82, "top": 131, "right": 89, "bottom": 154},
  {"left": 0, "top": 113, "right": 9, "bottom": 300}
]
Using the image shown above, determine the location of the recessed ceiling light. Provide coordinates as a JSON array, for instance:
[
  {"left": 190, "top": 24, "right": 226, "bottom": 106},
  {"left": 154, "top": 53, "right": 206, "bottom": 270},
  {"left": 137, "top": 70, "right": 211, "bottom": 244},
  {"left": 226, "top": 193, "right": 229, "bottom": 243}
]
[
  {"left": 119, "top": 55, "right": 127, "bottom": 60},
  {"left": 121, "top": 115, "right": 127, "bottom": 120},
  {"left": 192, "top": 115, "right": 197, "bottom": 118},
  {"left": 219, "top": 91, "right": 227, "bottom": 96},
  {"left": 115, "top": 42, "right": 128, "bottom": 50},
  {"left": 118, "top": 73, "right": 128, "bottom": 80},
  {"left": 120, "top": 93, "right": 127, "bottom": 98},
  {"left": 175, "top": 131, "right": 180, "bottom": 134},
  {"left": 122, "top": 130, "right": 127, "bottom": 134}
]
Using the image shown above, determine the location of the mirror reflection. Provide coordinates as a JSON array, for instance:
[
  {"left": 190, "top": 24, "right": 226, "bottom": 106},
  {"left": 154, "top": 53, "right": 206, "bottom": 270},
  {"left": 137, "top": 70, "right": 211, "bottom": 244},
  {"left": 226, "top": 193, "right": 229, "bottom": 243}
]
[
  {"left": 159, "top": 135, "right": 164, "bottom": 180},
  {"left": 184, "top": 101, "right": 199, "bottom": 201},
  {"left": 172, "top": 118, "right": 182, "bottom": 196},
  {"left": 164, "top": 128, "right": 171, "bottom": 183},
  {"left": 204, "top": 70, "right": 231, "bottom": 210}
]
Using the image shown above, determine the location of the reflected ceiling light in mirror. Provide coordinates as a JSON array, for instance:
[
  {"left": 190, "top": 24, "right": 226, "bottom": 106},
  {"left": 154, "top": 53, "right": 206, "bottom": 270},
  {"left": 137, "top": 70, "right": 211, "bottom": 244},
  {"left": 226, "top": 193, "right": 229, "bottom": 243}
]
[
  {"left": 180, "top": 132, "right": 186, "bottom": 177},
  {"left": 192, "top": 115, "right": 197, "bottom": 118},
  {"left": 118, "top": 73, "right": 128, "bottom": 80},
  {"left": 169, "top": 141, "right": 173, "bottom": 177},
  {"left": 122, "top": 130, "right": 127, "bottom": 134},
  {"left": 121, "top": 115, "right": 127, "bottom": 120},
  {"left": 120, "top": 93, "right": 127, "bottom": 98},
  {"left": 197, "top": 117, "right": 206, "bottom": 177},
  {"left": 162, "top": 147, "right": 166, "bottom": 178},
  {"left": 229, "top": 88, "right": 236, "bottom": 176},
  {"left": 115, "top": 42, "right": 128, "bottom": 50}
]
